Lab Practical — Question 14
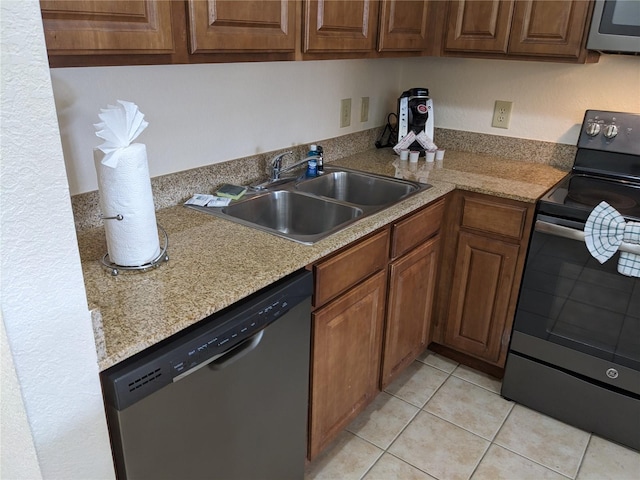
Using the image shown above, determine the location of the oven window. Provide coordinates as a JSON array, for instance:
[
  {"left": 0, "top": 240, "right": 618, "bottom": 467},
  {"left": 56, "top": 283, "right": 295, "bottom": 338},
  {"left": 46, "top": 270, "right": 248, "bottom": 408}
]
[{"left": 514, "top": 223, "right": 640, "bottom": 371}]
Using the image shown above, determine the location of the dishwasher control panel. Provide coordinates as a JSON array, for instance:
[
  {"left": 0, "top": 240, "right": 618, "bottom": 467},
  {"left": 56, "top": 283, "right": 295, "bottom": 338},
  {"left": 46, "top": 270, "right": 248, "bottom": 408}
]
[
  {"left": 101, "top": 270, "right": 313, "bottom": 411},
  {"left": 169, "top": 295, "right": 290, "bottom": 377}
]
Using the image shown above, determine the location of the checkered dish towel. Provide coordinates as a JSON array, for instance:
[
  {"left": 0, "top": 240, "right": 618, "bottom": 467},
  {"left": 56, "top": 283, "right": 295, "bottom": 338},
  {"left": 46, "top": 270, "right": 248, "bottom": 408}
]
[{"left": 584, "top": 201, "right": 640, "bottom": 278}]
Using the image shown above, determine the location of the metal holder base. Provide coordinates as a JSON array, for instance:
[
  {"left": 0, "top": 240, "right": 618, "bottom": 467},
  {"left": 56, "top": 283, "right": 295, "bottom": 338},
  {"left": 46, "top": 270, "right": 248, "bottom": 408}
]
[{"left": 101, "top": 225, "right": 169, "bottom": 276}]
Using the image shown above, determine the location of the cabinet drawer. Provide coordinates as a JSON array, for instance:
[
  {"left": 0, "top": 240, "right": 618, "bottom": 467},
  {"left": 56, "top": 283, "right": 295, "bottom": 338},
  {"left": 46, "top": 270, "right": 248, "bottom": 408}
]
[
  {"left": 313, "top": 229, "right": 389, "bottom": 307},
  {"left": 461, "top": 195, "right": 528, "bottom": 240},
  {"left": 391, "top": 199, "right": 444, "bottom": 258}
]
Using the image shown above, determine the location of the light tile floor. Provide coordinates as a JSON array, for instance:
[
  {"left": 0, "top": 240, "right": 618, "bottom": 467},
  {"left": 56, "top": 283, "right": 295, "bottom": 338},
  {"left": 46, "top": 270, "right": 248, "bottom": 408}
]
[{"left": 305, "top": 349, "right": 640, "bottom": 480}]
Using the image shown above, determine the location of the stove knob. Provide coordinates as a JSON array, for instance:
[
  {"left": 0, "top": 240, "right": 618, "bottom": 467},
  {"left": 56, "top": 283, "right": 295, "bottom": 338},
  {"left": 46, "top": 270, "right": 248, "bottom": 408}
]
[
  {"left": 585, "top": 122, "right": 601, "bottom": 136},
  {"left": 603, "top": 124, "right": 619, "bottom": 139}
]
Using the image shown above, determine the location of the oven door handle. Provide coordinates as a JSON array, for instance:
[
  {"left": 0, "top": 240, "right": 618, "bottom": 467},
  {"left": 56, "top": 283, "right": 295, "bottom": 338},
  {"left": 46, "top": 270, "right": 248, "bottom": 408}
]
[{"left": 535, "top": 220, "right": 640, "bottom": 255}]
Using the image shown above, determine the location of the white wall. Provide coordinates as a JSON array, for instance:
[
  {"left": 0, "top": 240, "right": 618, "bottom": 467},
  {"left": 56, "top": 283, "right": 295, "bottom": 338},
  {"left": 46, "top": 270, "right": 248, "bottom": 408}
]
[
  {"left": 0, "top": 1, "right": 115, "bottom": 478},
  {"left": 402, "top": 55, "right": 640, "bottom": 144},
  {"left": 51, "top": 59, "right": 404, "bottom": 194},
  {"left": 1, "top": 313, "right": 42, "bottom": 480}
]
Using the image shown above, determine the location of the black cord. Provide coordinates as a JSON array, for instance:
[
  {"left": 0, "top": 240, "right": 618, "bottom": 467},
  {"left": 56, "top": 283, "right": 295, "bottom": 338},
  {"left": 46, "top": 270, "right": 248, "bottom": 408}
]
[{"left": 375, "top": 113, "right": 398, "bottom": 149}]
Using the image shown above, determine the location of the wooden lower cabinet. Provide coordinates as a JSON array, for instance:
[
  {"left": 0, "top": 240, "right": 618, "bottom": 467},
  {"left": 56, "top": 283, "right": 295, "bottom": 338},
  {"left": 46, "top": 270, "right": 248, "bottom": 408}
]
[
  {"left": 308, "top": 198, "right": 444, "bottom": 460},
  {"left": 444, "top": 231, "right": 519, "bottom": 364},
  {"left": 308, "top": 271, "right": 387, "bottom": 459},
  {"left": 381, "top": 234, "right": 440, "bottom": 389},
  {"left": 433, "top": 190, "right": 534, "bottom": 370}
]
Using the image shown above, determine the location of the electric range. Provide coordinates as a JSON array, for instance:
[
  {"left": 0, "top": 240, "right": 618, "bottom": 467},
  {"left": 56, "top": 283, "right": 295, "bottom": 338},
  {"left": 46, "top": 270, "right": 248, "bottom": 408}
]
[{"left": 502, "top": 110, "right": 640, "bottom": 451}]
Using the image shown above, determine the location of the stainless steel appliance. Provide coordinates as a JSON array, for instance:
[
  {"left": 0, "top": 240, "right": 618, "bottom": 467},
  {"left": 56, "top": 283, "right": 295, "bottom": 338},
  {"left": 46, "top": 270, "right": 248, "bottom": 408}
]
[
  {"left": 587, "top": 0, "right": 640, "bottom": 54},
  {"left": 100, "top": 269, "right": 313, "bottom": 479},
  {"left": 502, "top": 110, "right": 640, "bottom": 451},
  {"left": 397, "top": 87, "right": 434, "bottom": 152}
]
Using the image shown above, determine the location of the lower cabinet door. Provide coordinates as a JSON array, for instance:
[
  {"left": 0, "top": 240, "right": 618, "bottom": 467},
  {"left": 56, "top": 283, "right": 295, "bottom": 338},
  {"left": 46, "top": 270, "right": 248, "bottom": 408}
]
[
  {"left": 308, "top": 271, "right": 386, "bottom": 460},
  {"left": 381, "top": 235, "right": 440, "bottom": 389},
  {"left": 444, "top": 231, "right": 519, "bottom": 364}
]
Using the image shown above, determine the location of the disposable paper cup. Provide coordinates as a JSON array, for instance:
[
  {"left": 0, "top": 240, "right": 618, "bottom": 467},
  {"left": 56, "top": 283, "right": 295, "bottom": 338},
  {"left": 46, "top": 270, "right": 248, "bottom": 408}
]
[
  {"left": 426, "top": 150, "right": 436, "bottom": 162},
  {"left": 409, "top": 151, "right": 420, "bottom": 163},
  {"left": 399, "top": 149, "right": 409, "bottom": 161},
  {"left": 436, "top": 149, "right": 445, "bottom": 161}
]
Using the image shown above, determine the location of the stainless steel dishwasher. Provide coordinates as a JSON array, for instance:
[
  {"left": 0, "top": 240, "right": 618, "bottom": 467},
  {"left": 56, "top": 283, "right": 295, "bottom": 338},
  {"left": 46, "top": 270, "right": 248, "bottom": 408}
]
[{"left": 100, "top": 269, "right": 313, "bottom": 480}]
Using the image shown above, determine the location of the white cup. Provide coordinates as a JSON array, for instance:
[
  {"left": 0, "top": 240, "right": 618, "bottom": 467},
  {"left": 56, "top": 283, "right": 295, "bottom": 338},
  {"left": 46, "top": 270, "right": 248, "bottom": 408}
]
[
  {"left": 436, "top": 149, "right": 445, "bottom": 161},
  {"left": 409, "top": 150, "right": 420, "bottom": 163},
  {"left": 399, "top": 149, "right": 409, "bottom": 161},
  {"left": 425, "top": 150, "right": 436, "bottom": 162}
]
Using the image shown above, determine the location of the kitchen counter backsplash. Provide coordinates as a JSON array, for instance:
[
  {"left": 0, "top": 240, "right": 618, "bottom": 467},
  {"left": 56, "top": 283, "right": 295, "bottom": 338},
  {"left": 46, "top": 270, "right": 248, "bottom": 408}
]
[{"left": 71, "top": 128, "right": 575, "bottom": 232}]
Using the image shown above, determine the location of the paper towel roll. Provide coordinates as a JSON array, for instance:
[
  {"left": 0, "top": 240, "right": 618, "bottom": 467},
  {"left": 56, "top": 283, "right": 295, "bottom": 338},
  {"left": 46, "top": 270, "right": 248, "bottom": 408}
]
[{"left": 94, "top": 143, "right": 161, "bottom": 267}]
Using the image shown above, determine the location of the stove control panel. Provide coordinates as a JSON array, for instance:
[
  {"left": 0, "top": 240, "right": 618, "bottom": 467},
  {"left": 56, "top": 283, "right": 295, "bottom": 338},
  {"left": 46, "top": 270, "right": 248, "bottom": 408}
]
[{"left": 578, "top": 110, "right": 640, "bottom": 156}]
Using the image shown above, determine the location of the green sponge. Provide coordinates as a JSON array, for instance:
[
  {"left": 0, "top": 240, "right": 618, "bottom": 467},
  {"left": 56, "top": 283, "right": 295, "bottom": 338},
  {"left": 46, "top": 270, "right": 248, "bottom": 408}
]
[{"left": 216, "top": 184, "right": 248, "bottom": 200}]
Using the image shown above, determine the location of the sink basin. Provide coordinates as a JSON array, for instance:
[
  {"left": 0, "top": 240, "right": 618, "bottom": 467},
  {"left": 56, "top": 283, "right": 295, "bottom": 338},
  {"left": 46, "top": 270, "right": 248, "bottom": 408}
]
[
  {"left": 296, "top": 170, "right": 418, "bottom": 206},
  {"left": 187, "top": 167, "right": 430, "bottom": 244},
  {"left": 213, "top": 190, "right": 362, "bottom": 244}
]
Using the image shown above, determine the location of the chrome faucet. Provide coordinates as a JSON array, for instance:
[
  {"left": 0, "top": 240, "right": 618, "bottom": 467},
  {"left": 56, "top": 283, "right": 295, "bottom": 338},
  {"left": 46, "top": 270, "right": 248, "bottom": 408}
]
[
  {"left": 270, "top": 151, "right": 293, "bottom": 181},
  {"left": 270, "top": 151, "right": 320, "bottom": 181}
]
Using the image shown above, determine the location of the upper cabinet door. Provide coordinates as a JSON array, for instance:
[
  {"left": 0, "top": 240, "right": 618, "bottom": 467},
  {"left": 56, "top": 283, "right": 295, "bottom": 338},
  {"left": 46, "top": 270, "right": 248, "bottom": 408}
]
[
  {"left": 187, "top": 0, "right": 297, "bottom": 53},
  {"left": 444, "top": 0, "right": 514, "bottom": 53},
  {"left": 377, "top": 0, "right": 432, "bottom": 52},
  {"left": 39, "top": 0, "right": 174, "bottom": 55},
  {"left": 508, "top": 0, "right": 591, "bottom": 58},
  {"left": 304, "top": 0, "right": 379, "bottom": 52}
]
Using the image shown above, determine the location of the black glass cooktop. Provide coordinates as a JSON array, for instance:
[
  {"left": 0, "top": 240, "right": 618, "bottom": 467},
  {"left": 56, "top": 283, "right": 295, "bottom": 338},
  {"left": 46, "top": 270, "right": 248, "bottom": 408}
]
[{"left": 539, "top": 174, "right": 640, "bottom": 223}]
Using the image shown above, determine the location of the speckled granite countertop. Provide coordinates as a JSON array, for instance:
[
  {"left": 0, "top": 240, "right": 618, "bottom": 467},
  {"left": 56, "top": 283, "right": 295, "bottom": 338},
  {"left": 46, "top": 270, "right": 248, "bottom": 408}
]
[{"left": 77, "top": 148, "right": 567, "bottom": 371}]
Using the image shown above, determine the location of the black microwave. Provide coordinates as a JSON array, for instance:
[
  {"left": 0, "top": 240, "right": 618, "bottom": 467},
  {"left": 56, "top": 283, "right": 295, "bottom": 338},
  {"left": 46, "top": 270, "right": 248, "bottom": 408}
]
[{"left": 587, "top": 0, "right": 640, "bottom": 54}]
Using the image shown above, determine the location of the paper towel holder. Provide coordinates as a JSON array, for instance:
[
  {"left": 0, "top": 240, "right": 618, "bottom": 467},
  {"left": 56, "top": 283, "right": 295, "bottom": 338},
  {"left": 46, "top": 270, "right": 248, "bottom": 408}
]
[
  {"left": 101, "top": 213, "right": 124, "bottom": 221},
  {"left": 100, "top": 224, "right": 169, "bottom": 276}
]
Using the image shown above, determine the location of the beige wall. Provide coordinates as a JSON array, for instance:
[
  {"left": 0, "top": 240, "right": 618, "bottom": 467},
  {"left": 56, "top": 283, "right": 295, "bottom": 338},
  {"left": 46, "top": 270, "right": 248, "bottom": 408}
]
[
  {"left": 401, "top": 54, "right": 640, "bottom": 144},
  {"left": 52, "top": 53, "right": 640, "bottom": 196}
]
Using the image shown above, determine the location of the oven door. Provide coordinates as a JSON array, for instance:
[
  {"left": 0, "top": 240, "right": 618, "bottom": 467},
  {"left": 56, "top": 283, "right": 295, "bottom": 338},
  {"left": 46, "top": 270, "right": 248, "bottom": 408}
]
[{"left": 510, "top": 214, "right": 640, "bottom": 391}]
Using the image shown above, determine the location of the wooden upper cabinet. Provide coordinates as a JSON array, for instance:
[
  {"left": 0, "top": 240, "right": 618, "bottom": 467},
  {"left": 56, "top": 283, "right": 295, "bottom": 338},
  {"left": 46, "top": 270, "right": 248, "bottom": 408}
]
[
  {"left": 444, "top": 0, "right": 514, "bottom": 53},
  {"left": 303, "top": 0, "right": 379, "bottom": 52},
  {"left": 40, "top": 0, "right": 175, "bottom": 55},
  {"left": 377, "top": 0, "right": 433, "bottom": 52},
  {"left": 508, "top": 0, "right": 592, "bottom": 58},
  {"left": 444, "top": 0, "right": 597, "bottom": 62},
  {"left": 187, "top": 0, "right": 297, "bottom": 53}
]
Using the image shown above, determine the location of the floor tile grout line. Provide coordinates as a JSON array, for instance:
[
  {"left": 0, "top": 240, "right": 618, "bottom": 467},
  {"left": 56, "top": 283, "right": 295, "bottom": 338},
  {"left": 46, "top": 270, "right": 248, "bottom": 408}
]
[
  {"left": 465, "top": 439, "right": 494, "bottom": 480},
  {"left": 493, "top": 403, "right": 596, "bottom": 479},
  {"left": 490, "top": 441, "right": 576, "bottom": 479},
  {"left": 321, "top": 360, "right": 620, "bottom": 480},
  {"left": 490, "top": 405, "right": 581, "bottom": 479},
  {"left": 356, "top": 368, "right": 457, "bottom": 479},
  {"left": 356, "top": 443, "right": 385, "bottom": 480},
  {"left": 573, "top": 433, "right": 594, "bottom": 480}
]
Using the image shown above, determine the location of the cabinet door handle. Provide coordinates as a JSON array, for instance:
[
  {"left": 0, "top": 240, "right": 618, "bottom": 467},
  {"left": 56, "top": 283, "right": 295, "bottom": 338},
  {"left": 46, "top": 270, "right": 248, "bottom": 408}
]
[{"left": 535, "top": 220, "right": 640, "bottom": 255}]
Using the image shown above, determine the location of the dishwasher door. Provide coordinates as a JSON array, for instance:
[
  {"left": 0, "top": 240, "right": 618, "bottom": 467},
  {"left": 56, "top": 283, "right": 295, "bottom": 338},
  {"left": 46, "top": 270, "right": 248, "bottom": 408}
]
[{"left": 101, "top": 270, "right": 312, "bottom": 480}]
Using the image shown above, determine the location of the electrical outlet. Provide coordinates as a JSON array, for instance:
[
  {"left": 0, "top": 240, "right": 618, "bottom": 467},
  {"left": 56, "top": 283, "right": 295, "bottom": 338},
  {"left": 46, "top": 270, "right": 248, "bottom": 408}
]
[
  {"left": 492, "top": 100, "right": 513, "bottom": 129},
  {"left": 360, "top": 97, "right": 369, "bottom": 123},
  {"left": 340, "top": 98, "right": 351, "bottom": 128}
]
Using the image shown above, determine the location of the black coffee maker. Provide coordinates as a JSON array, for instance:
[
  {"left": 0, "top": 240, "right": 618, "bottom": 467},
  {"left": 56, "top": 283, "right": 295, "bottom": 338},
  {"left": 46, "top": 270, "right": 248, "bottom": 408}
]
[{"left": 397, "top": 88, "right": 434, "bottom": 152}]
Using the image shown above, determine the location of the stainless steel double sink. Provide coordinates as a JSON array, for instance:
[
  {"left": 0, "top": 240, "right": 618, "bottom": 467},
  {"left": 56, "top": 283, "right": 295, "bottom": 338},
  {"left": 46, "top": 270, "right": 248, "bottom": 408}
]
[{"left": 187, "top": 167, "right": 431, "bottom": 244}]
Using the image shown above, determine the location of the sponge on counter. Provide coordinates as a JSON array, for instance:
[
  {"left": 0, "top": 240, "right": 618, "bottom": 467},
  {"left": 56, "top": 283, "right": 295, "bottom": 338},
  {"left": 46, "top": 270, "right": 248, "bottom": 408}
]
[{"left": 216, "top": 184, "right": 248, "bottom": 200}]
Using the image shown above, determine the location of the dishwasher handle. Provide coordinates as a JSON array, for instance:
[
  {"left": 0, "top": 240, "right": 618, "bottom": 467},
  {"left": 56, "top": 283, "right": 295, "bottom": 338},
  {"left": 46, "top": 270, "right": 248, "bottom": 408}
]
[
  {"left": 172, "top": 330, "right": 265, "bottom": 381},
  {"left": 208, "top": 330, "right": 264, "bottom": 370}
]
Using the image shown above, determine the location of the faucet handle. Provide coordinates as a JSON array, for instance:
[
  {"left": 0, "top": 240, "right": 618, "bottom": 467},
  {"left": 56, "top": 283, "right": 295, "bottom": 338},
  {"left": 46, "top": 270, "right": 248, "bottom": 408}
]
[
  {"left": 270, "top": 151, "right": 293, "bottom": 181},
  {"left": 270, "top": 150, "right": 293, "bottom": 167}
]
